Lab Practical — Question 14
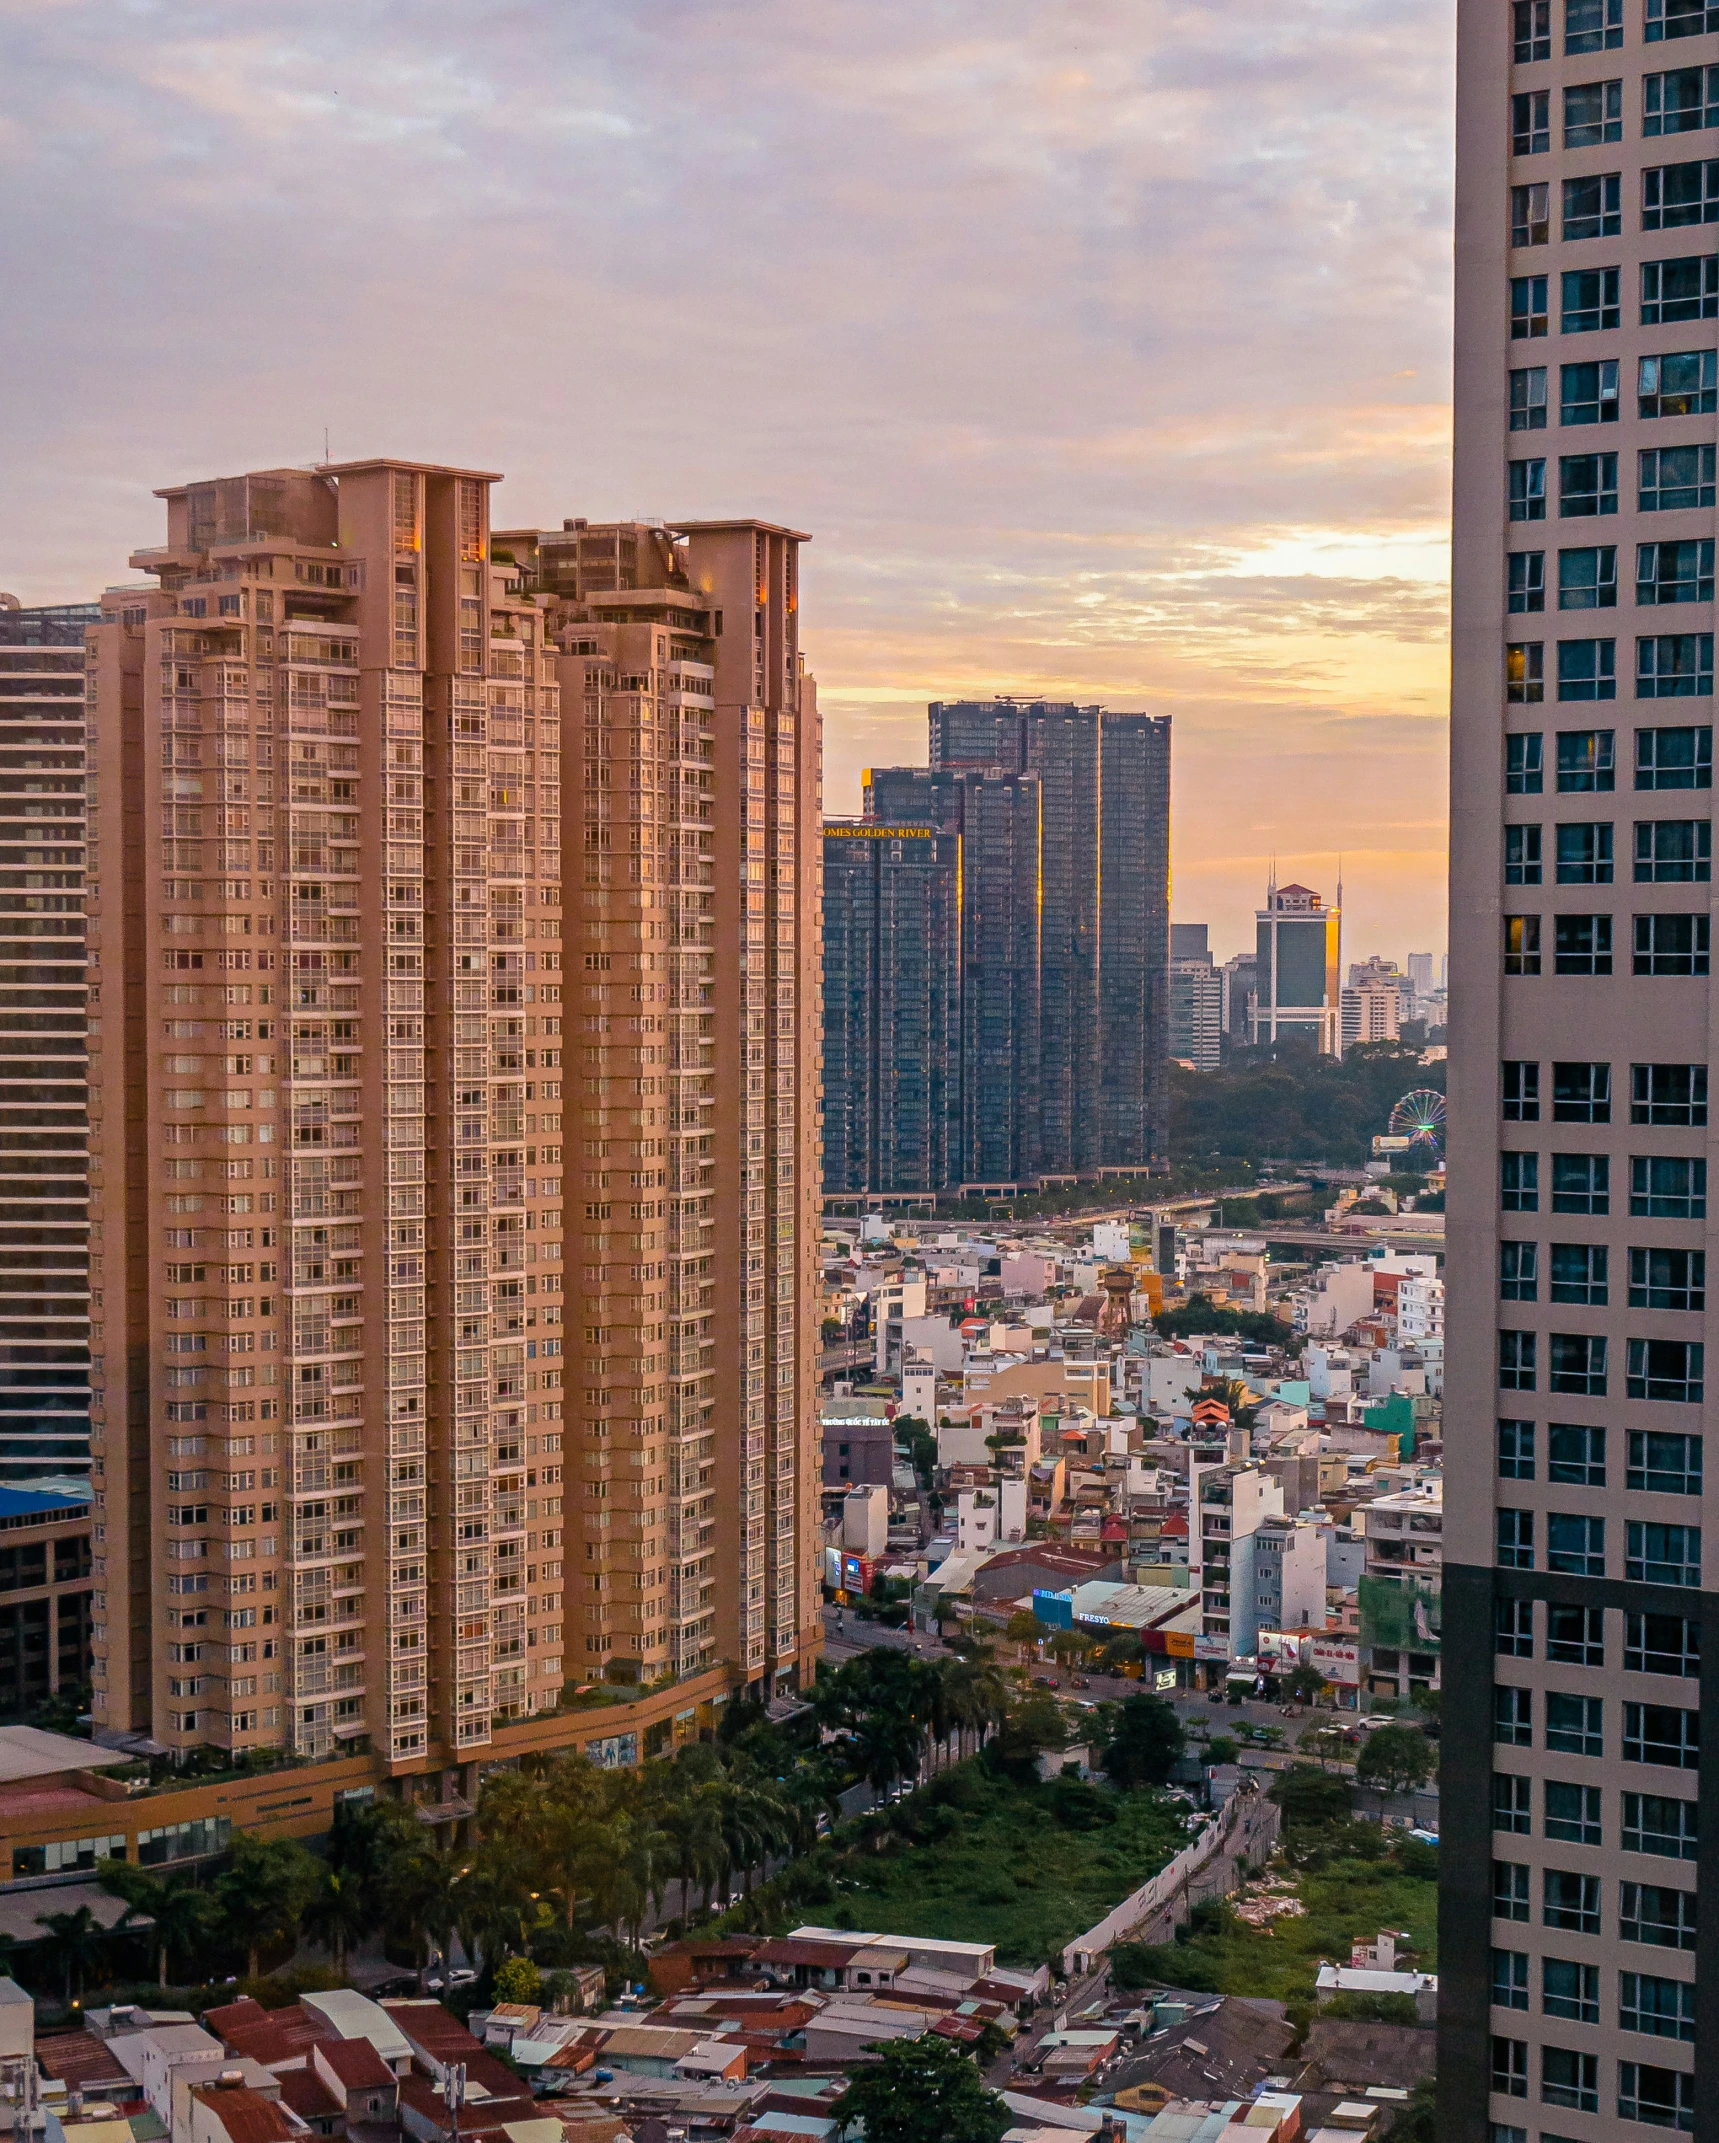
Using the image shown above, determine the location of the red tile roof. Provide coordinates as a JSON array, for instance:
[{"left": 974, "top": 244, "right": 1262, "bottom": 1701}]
[
  {"left": 317, "top": 2039, "right": 394, "bottom": 2091},
  {"left": 188, "top": 2084, "right": 298, "bottom": 2143},
  {"left": 34, "top": 2034, "right": 134, "bottom": 2094},
  {"left": 276, "top": 2070, "right": 340, "bottom": 2124}
]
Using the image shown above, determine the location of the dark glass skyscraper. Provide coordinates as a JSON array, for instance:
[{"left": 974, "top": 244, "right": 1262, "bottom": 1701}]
[
  {"left": 821, "top": 822, "right": 960, "bottom": 1196},
  {"left": 0, "top": 600, "right": 96, "bottom": 1486},
  {"left": 827, "top": 699, "right": 1169, "bottom": 1195}
]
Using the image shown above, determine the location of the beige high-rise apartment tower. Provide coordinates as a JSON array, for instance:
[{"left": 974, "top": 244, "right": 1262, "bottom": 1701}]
[
  {"left": 1448, "top": 2, "right": 1714, "bottom": 2131},
  {"left": 83, "top": 464, "right": 820, "bottom": 1782},
  {"left": 496, "top": 517, "right": 823, "bottom": 1694}
]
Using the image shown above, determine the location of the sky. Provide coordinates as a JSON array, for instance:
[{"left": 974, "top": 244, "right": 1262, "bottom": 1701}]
[{"left": 0, "top": 0, "right": 1455, "bottom": 967}]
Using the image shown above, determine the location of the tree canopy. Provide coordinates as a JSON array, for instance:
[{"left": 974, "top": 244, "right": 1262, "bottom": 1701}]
[
  {"left": 1171, "top": 1041, "right": 1444, "bottom": 1167},
  {"left": 1101, "top": 1693, "right": 1186, "bottom": 1789},
  {"left": 834, "top": 2029, "right": 1009, "bottom": 2143}
]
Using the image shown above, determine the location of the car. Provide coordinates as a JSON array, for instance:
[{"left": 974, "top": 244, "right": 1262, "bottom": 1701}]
[
  {"left": 446, "top": 1967, "right": 479, "bottom": 1988},
  {"left": 1032, "top": 1675, "right": 1059, "bottom": 1689}
]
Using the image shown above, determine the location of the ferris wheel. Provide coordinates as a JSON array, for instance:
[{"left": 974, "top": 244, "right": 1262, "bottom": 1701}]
[{"left": 1389, "top": 1088, "right": 1447, "bottom": 1146}]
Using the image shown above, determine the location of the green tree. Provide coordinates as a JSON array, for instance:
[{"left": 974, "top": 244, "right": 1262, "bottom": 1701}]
[
  {"left": 34, "top": 1904, "right": 107, "bottom": 2002},
  {"left": 1268, "top": 1763, "right": 1354, "bottom": 1832},
  {"left": 834, "top": 2031, "right": 1008, "bottom": 2143},
  {"left": 1102, "top": 1693, "right": 1186, "bottom": 1789},
  {"left": 302, "top": 1865, "right": 370, "bottom": 1975},
  {"left": 492, "top": 1955, "right": 542, "bottom": 2004},
  {"left": 1205, "top": 1734, "right": 1240, "bottom": 1766},
  {"left": 1283, "top": 1661, "right": 1330, "bottom": 1705},
  {"left": 1355, "top": 1723, "right": 1436, "bottom": 1797},
  {"left": 216, "top": 1832, "right": 321, "bottom": 1980},
  {"left": 99, "top": 1861, "right": 215, "bottom": 1990}
]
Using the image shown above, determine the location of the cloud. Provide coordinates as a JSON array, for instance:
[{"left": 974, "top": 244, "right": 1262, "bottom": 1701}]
[{"left": 0, "top": 0, "right": 1454, "bottom": 959}]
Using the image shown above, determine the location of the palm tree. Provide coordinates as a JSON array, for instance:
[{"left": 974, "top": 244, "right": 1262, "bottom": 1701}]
[
  {"left": 302, "top": 1865, "right": 369, "bottom": 1975},
  {"left": 35, "top": 1905, "right": 106, "bottom": 2003}
]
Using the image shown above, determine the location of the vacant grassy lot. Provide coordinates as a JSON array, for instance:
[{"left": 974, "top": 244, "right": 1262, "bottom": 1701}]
[
  {"left": 813, "top": 1765, "right": 1190, "bottom": 1968},
  {"left": 1113, "top": 1844, "right": 1437, "bottom": 2001}
]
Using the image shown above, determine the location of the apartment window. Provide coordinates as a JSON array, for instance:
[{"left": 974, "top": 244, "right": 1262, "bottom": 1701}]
[
  {"left": 1541, "top": 2046, "right": 1599, "bottom": 2114},
  {"left": 1492, "top": 2035, "right": 1529, "bottom": 2098},
  {"left": 1547, "top": 1515, "right": 1607, "bottom": 1576},
  {"left": 1497, "top": 1588, "right": 1536, "bottom": 1644},
  {"left": 1513, "top": 180, "right": 1551, "bottom": 246},
  {"left": 1552, "top": 822, "right": 1613, "bottom": 886},
  {"left": 1508, "top": 551, "right": 1546, "bottom": 612},
  {"left": 1553, "top": 912, "right": 1612, "bottom": 970},
  {"left": 1635, "top": 724, "right": 1712, "bottom": 787},
  {"left": 1637, "top": 635, "right": 1715, "bottom": 699},
  {"left": 1641, "top": 254, "right": 1719, "bottom": 321},
  {"left": 1559, "top": 452, "right": 1617, "bottom": 517},
  {"left": 1515, "top": 0, "right": 1554, "bottom": 53},
  {"left": 1546, "top": 1689, "right": 1605, "bottom": 1752},
  {"left": 1545, "top": 1782, "right": 1603, "bottom": 1847},
  {"left": 1562, "top": 266, "right": 1620, "bottom": 332},
  {"left": 1624, "top": 1701, "right": 1700, "bottom": 1767},
  {"left": 1500, "top": 1331, "right": 1539, "bottom": 1391},
  {"left": 1627, "top": 1335, "right": 1706, "bottom": 1398},
  {"left": 1503, "top": 1150, "right": 1541, "bottom": 1209},
  {"left": 1630, "top": 1154, "right": 1707, "bottom": 1216},
  {"left": 1550, "top": 1332, "right": 1608, "bottom": 1392},
  {"left": 1565, "top": 79, "right": 1623, "bottom": 144},
  {"left": 1552, "top": 1059, "right": 1611, "bottom": 1115},
  {"left": 1544, "top": 1868, "right": 1602, "bottom": 1933},
  {"left": 1637, "top": 538, "right": 1715, "bottom": 605},
  {"left": 1543, "top": 1957, "right": 1601, "bottom": 2023},
  {"left": 1626, "top": 1519, "right": 1702, "bottom": 1585},
  {"left": 1498, "top": 1507, "right": 1537, "bottom": 1567},
  {"left": 1549, "top": 1421, "right": 1608, "bottom": 1483},
  {"left": 1635, "top": 818, "right": 1712, "bottom": 880},
  {"left": 1639, "top": 444, "right": 1717, "bottom": 511},
  {"left": 1514, "top": 90, "right": 1552, "bottom": 155},
  {"left": 1547, "top": 1600, "right": 1605, "bottom": 1662},
  {"left": 1512, "top": 273, "right": 1551, "bottom": 337},
  {"left": 1566, "top": 177, "right": 1622, "bottom": 245},
  {"left": 1648, "top": 0, "right": 1719, "bottom": 34},
  {"left": 1630, "top": 1061, "right": 1708, "bottom": 1121},
  {"left": 1567, "top": 0, "right": 1623, "bottom": 43},
  {"left": 1627, "top": 1430, "right": 1704, "bottom": 1495},
  {"left": 1492, "top": 1946, "right": 1530, "bottom": 2008},
  {"left": 1505, "top": 915, "right": 1543, "bottom": 974},
  {"left": 1557, "top": 723, "right": 1615, "bottom": 781},
  {"left": 1645, "top": 65, "right": 1719, "bottom": 133},
  {"left": 1638, "top": 346, "right": 1718, "bottom": 412},
  {"left": 1628, "top": 1245, "right": 1705, "bottom": 1310},
  {"left": 1552, "top": 1151, "right": 1609, "bottom": 1211},
  {"left": 1498, "top": 1422, "right": 1538, "bottom": 1482},
  {"left": 1620, "top": 1973, "right": 1696, "bottom": 2044},
  {"left": 1625, "top": 1612, "right": 1700, "bottom": 1678},
  {"left": 1501, "top": 1241, "right": 1540, "bottom": 1300},
  {"left": 1622, "top": 1788, "right": 1699, "bottom": 1855},
  {"left": 1550, "top": 1242, "right": 1609, "bottom": 1303},
  {"left": 1511, "top": 365, "right": 1550, "bottom": 428},
  {"left": 1507, "top": 825, "right": 1545, "bottom": 883},
  {"left": 1644, "top": 157, "right": 1719, "bottom": 227},
  {"left": 1495, "top": 1861, "right": 1532, "bottom": 1921},
  {"left": 1618, "top": 2063, "right": 1696, "bottom": 2132},
  {"left": 1509, "top": 654, "right": 1546, "bottom": 715},
  {"left": 1557, "top": 548, "right": 1616, "bottom": 614},
  {"left": 1633, "top": 912, "right": 1711, "bottom": 973},
  {"left": 1496, "top": 1684, "right": 1534, "bottom": 1745},
  {"left": 1504, "top": 1060, "right": 1542, "bottom": 1116},
  {"left": 1621, "top": 1881, "right": 1697, "bottom": 1950},
  {"left": 1510, "top": 458, "right": 1548, "bottom": 521}
]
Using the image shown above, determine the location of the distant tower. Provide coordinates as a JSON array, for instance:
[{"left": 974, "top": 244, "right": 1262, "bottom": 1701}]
[{"left": 1251, "top": 881, "right": 1341, "bottom": 1054}]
